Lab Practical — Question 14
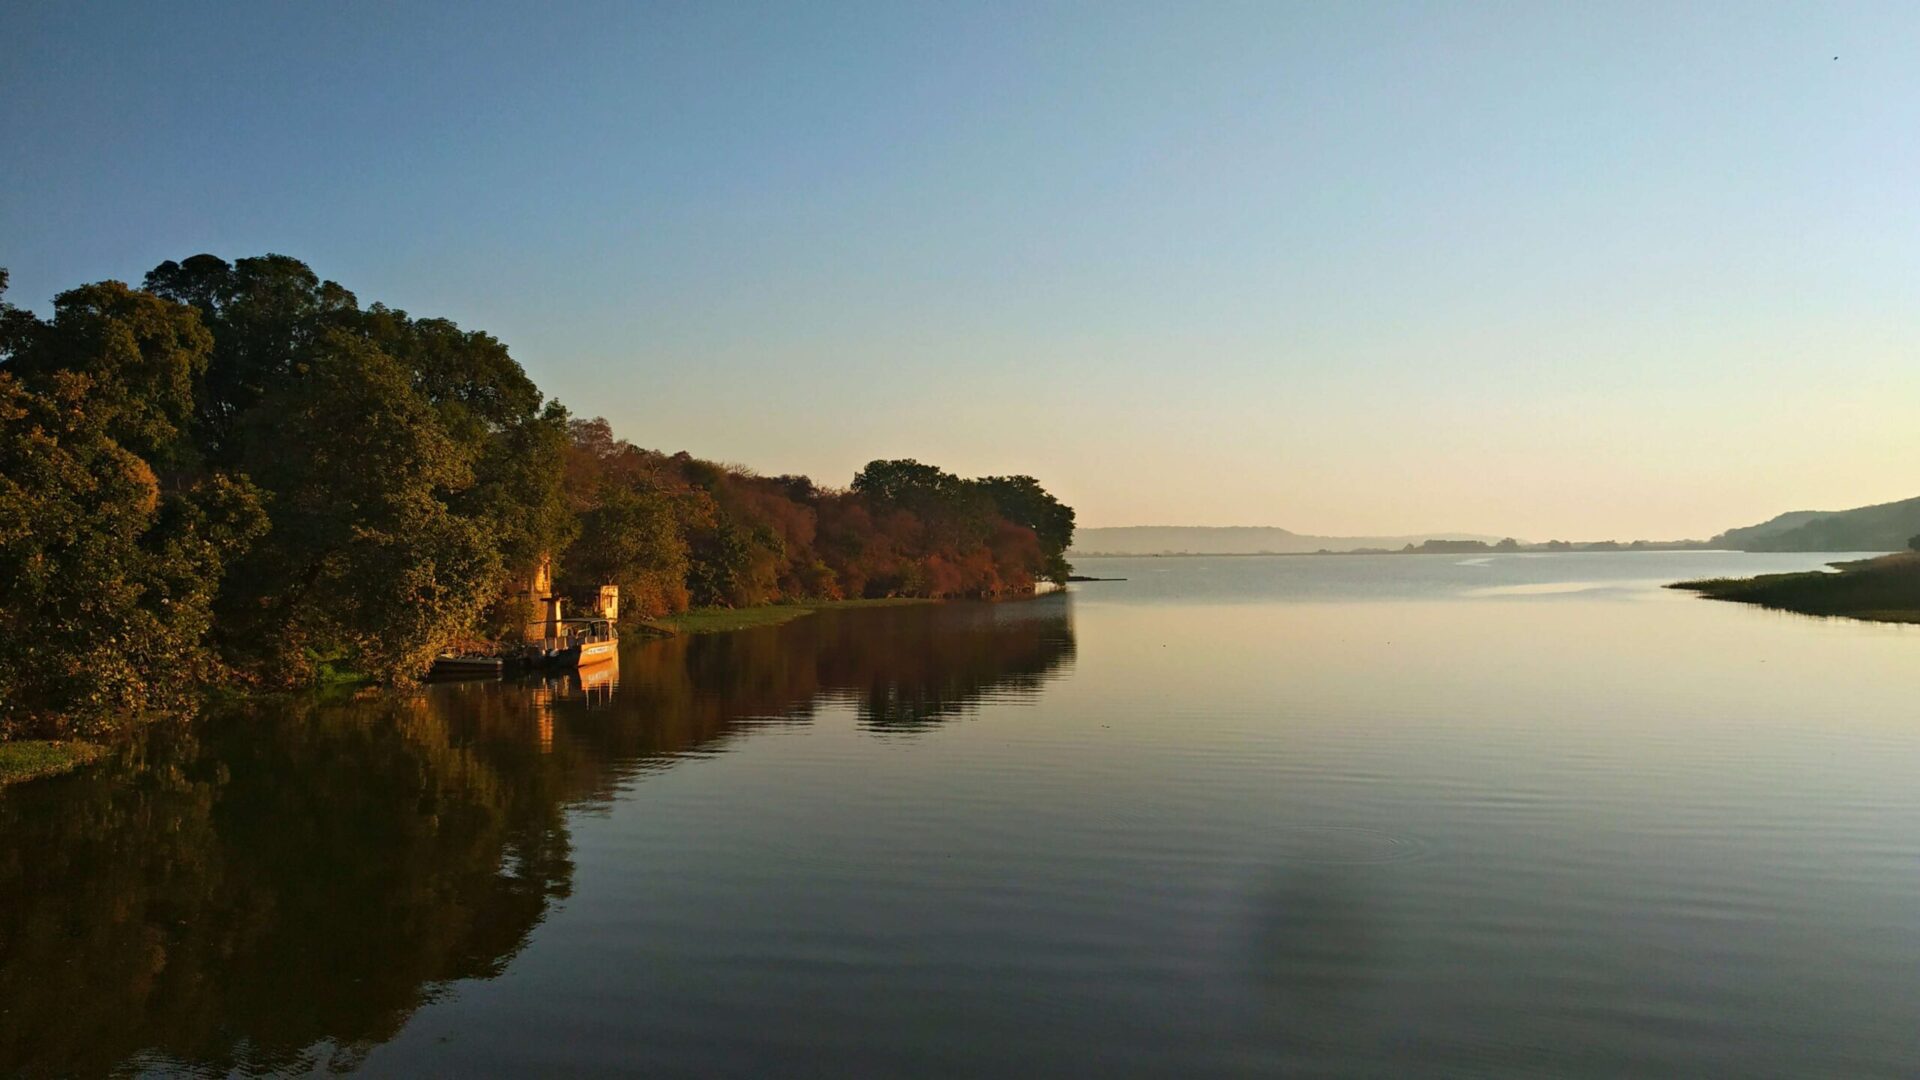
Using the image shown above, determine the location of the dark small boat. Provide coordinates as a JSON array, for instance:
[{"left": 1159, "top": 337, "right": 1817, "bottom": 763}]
[{"left": 428, "top": 654, "right": 505, "bottom": 680}]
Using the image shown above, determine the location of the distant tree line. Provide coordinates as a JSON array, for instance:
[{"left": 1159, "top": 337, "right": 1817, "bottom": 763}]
[{"left": 0, "top": 256, "right": 1073, "bottom": 738}]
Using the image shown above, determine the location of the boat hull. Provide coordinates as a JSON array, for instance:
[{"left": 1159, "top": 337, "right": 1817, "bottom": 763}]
[
  {"left": 427, "top": 656, "right": 504, "bottom": 680},
  {"left": 547, "top": 639, "right": 618, "bottom": 668}
]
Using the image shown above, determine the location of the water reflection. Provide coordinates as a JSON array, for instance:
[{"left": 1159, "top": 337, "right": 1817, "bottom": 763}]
[
  {"left": 0, "top": 598, "right": 1075, "bottom": 1076},
  {"left": 0, "top": 696, "right": 574, "bottom": 1076},
  {"left": 527, "top": 597, "right": 1076, "bottom": 789}
]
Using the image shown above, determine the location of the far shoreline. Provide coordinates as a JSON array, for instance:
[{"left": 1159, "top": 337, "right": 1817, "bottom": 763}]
[{"left": 1068, "top": 547, "right": 1788, "bottom": 559}]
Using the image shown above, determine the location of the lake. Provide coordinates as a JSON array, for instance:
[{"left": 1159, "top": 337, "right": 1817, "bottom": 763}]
[{"left": 5, "top": 551, "right": 1920, "bottom": 1077}]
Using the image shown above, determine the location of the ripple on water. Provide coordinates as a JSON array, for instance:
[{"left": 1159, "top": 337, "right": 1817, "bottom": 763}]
[{"left": 1263, "top": 826, "right": 1437, "bottom": 866}]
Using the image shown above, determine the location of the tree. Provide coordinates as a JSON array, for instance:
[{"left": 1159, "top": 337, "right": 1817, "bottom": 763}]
[
  {"left": 6, "top": 280, "right": 213, "bottom": 468},
  {"left": 0, "top": 270, "right": 37, "bottom": 364},
  {"left": 0, "top": 371, "right": 265, "bottom": 737},
  {"left": 560, "top": 482, "right": 689, "bottom": 618},
  {"left": 976, "top": 475, "right": 1076, "bottom": 583},
  {"left": 850, "top": 458, "right": 961, "bottom": 506},
  {"left": 687, "top": 517, "right": 780, "bottom": 607},
  {"left": 465, "top": 399, "right": 578, "bottom": 601},
  {"left": 144, "top": 254, "right": 359, "bottom": 463},
  {"left": 221, "top": 331, "right": 498, "bottom": 685},
  {"left": 0, "top": 271, "right": 267, "bottom": 736},
  {"left": 1, "top": 254, "right": 1084, "bottom": 719},
  {"left": 145, "top": 253, "right": 572, "bottom": 682}
]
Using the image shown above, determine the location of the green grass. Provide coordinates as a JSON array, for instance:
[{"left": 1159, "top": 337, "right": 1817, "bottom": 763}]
[
  {"left": 1671, "top": 552, "right": 1920, "bottom": 624},
  {"left": 307, "top": 647, "right": 372, "bottom": 689},
  {"left": 643, "top": 597, "right": 937, "bottom": 635},
  {"left": 0, "top": 740, "right": 106, "bottom": 787}
]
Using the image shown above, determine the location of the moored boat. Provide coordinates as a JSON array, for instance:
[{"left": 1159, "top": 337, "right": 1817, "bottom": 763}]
[
  {"left": 542, "top": 617, "right": 618, "bottom": 668},
  {"left": 427, "top": 653, "right": 505, "bottom": 679}
]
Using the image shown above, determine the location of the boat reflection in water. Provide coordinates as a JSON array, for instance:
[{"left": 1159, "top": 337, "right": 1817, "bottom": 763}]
[
  {"left": 0, "top": 597, "right": 1074, "bottom": 1076},
  {"left": 529, "top": 653, "right": 620, "bottom": 751},
  {"left": 571, "top": 650, "right": 620, "bottom": 700}
]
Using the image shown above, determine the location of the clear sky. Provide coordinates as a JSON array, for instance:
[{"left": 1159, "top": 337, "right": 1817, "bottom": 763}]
[{"left": 4, "top": 2, "right": 1916, "bottom": 540}]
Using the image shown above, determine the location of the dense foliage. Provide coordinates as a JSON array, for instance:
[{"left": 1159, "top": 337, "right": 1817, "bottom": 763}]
[
  {"left": 0, "top": 258, "right": 1073, "bottom": 737},
  {"left": 560, "top": 428, "right": 1073, "bottom": 614}
]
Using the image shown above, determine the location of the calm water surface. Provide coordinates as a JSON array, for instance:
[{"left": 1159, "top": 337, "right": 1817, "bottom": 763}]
[{"left": 6, "top": 552, "right": 1920, "bottom": 1077}]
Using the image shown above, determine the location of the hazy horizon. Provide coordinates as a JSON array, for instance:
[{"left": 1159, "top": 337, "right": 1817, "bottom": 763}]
[{"left": 6, "top": 2, "right": 1917, "bottom": 539}]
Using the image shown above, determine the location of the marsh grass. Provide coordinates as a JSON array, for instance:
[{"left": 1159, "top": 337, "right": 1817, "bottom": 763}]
[{"left": 1671, "top": 553, "right": 1920, "bottom": 623}]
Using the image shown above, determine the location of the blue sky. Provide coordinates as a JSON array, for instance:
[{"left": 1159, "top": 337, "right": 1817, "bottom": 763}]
[{"left": 5, "top": 2, "right": 1917, "bottom": 538}]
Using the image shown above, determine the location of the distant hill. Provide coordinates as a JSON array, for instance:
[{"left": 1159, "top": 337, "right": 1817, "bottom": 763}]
[
  {"left": 1710, "top": 510, "right": 1832, "bottom": 549},
  {"left": 1068, "top": 526, "right": 1505, "bottom": 556},
  {"left": 1071, "top": 497, "right": 1920, "bottom": 558},
  {"left": 1714, "top": 496, "right": 1920, "bottom": 553}
]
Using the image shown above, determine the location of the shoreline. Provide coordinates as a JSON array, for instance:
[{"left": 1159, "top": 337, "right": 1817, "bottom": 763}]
[
  {"left": 0, "top": 599, "right": 943, "bottom": 789},
  {"left": 640, "top": 596, "right": 941, "bottom": 635},
  {"left": 1670, "top": 552, "right": 1920, "bottom": 624},
  {"left": 0, "top": 741, "right": 106, "bottom": 787},
  {"left": 1069, "top": 547, "right": 1737, "bottom": 558}
]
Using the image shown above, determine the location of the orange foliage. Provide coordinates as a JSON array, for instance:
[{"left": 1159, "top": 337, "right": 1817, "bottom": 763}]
[{"left": 559, "top": 420, "right": 1066, "bottom": 612}]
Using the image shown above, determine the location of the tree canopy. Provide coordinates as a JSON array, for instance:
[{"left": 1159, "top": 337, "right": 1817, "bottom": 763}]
[{"left": 0, "top": 256, "right": 1074, "bottom": 737}]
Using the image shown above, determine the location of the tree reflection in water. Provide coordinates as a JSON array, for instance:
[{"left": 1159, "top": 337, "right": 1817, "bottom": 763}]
[{"left": 0, "top": 597, "right": 1073, "bottom": 1075}]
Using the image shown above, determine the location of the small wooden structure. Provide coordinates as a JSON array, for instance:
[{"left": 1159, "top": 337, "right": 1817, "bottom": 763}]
[
  {"left": 418, "top": 558, "right": 622, "bottom": 678},
  {"left": 512, "top": 557, "right": 620, "bottom": 668}
]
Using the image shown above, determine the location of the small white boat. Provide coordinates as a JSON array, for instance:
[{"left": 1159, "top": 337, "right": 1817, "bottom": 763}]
[{"left": 544, "top": 617, "right": 618, "bottom": 668}]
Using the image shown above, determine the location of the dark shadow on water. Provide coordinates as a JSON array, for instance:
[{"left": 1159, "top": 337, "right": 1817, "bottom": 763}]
[
  {"left": 1235, "top": 862, "right": 1393, "bottom": 1072},
  {"left": 1246, "top": 864, "right": 1376, "bottom": 1010},
  {"left": 0, "top": 598, "right": 1075, "bottom": 1075},
  {"left": 0, "top": 696, "right": 575, "bottom": 1075}
]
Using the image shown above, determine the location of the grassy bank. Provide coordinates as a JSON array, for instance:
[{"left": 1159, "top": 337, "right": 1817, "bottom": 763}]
[
  {"left": 0, "top": 740, "right": 106, "bottom": 787},
  {"left": 643, "top": 597, "right": 938, "bottom": 635},
  {"left": 1671, "top": 552, "right": 1920, "bottom": 623}
]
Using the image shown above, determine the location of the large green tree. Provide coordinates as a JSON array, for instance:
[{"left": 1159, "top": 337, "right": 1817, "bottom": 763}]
[
  {"left": 0, "top": 273, "right": 267, "bottom": 736},
  {"left": 0, "top": 371, "right": 265, "bottom": 737},
  {"left": 560, "top": 482, "right": 688, "bottom": 614},
  {"left": 222, "top": 330, "right": 501, "bottom": 685},
  {"left": 6, "top": 279, "right": 212, "bottom": 467},
  {"left": 143, "top": 254, "right": 359, "bottom": 462},
  {"left": 144, "top": 253, "right": 575, "bottom": 683},
  {"left": 975, "top": 474, "right": 1076, "bottom": 583}
]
